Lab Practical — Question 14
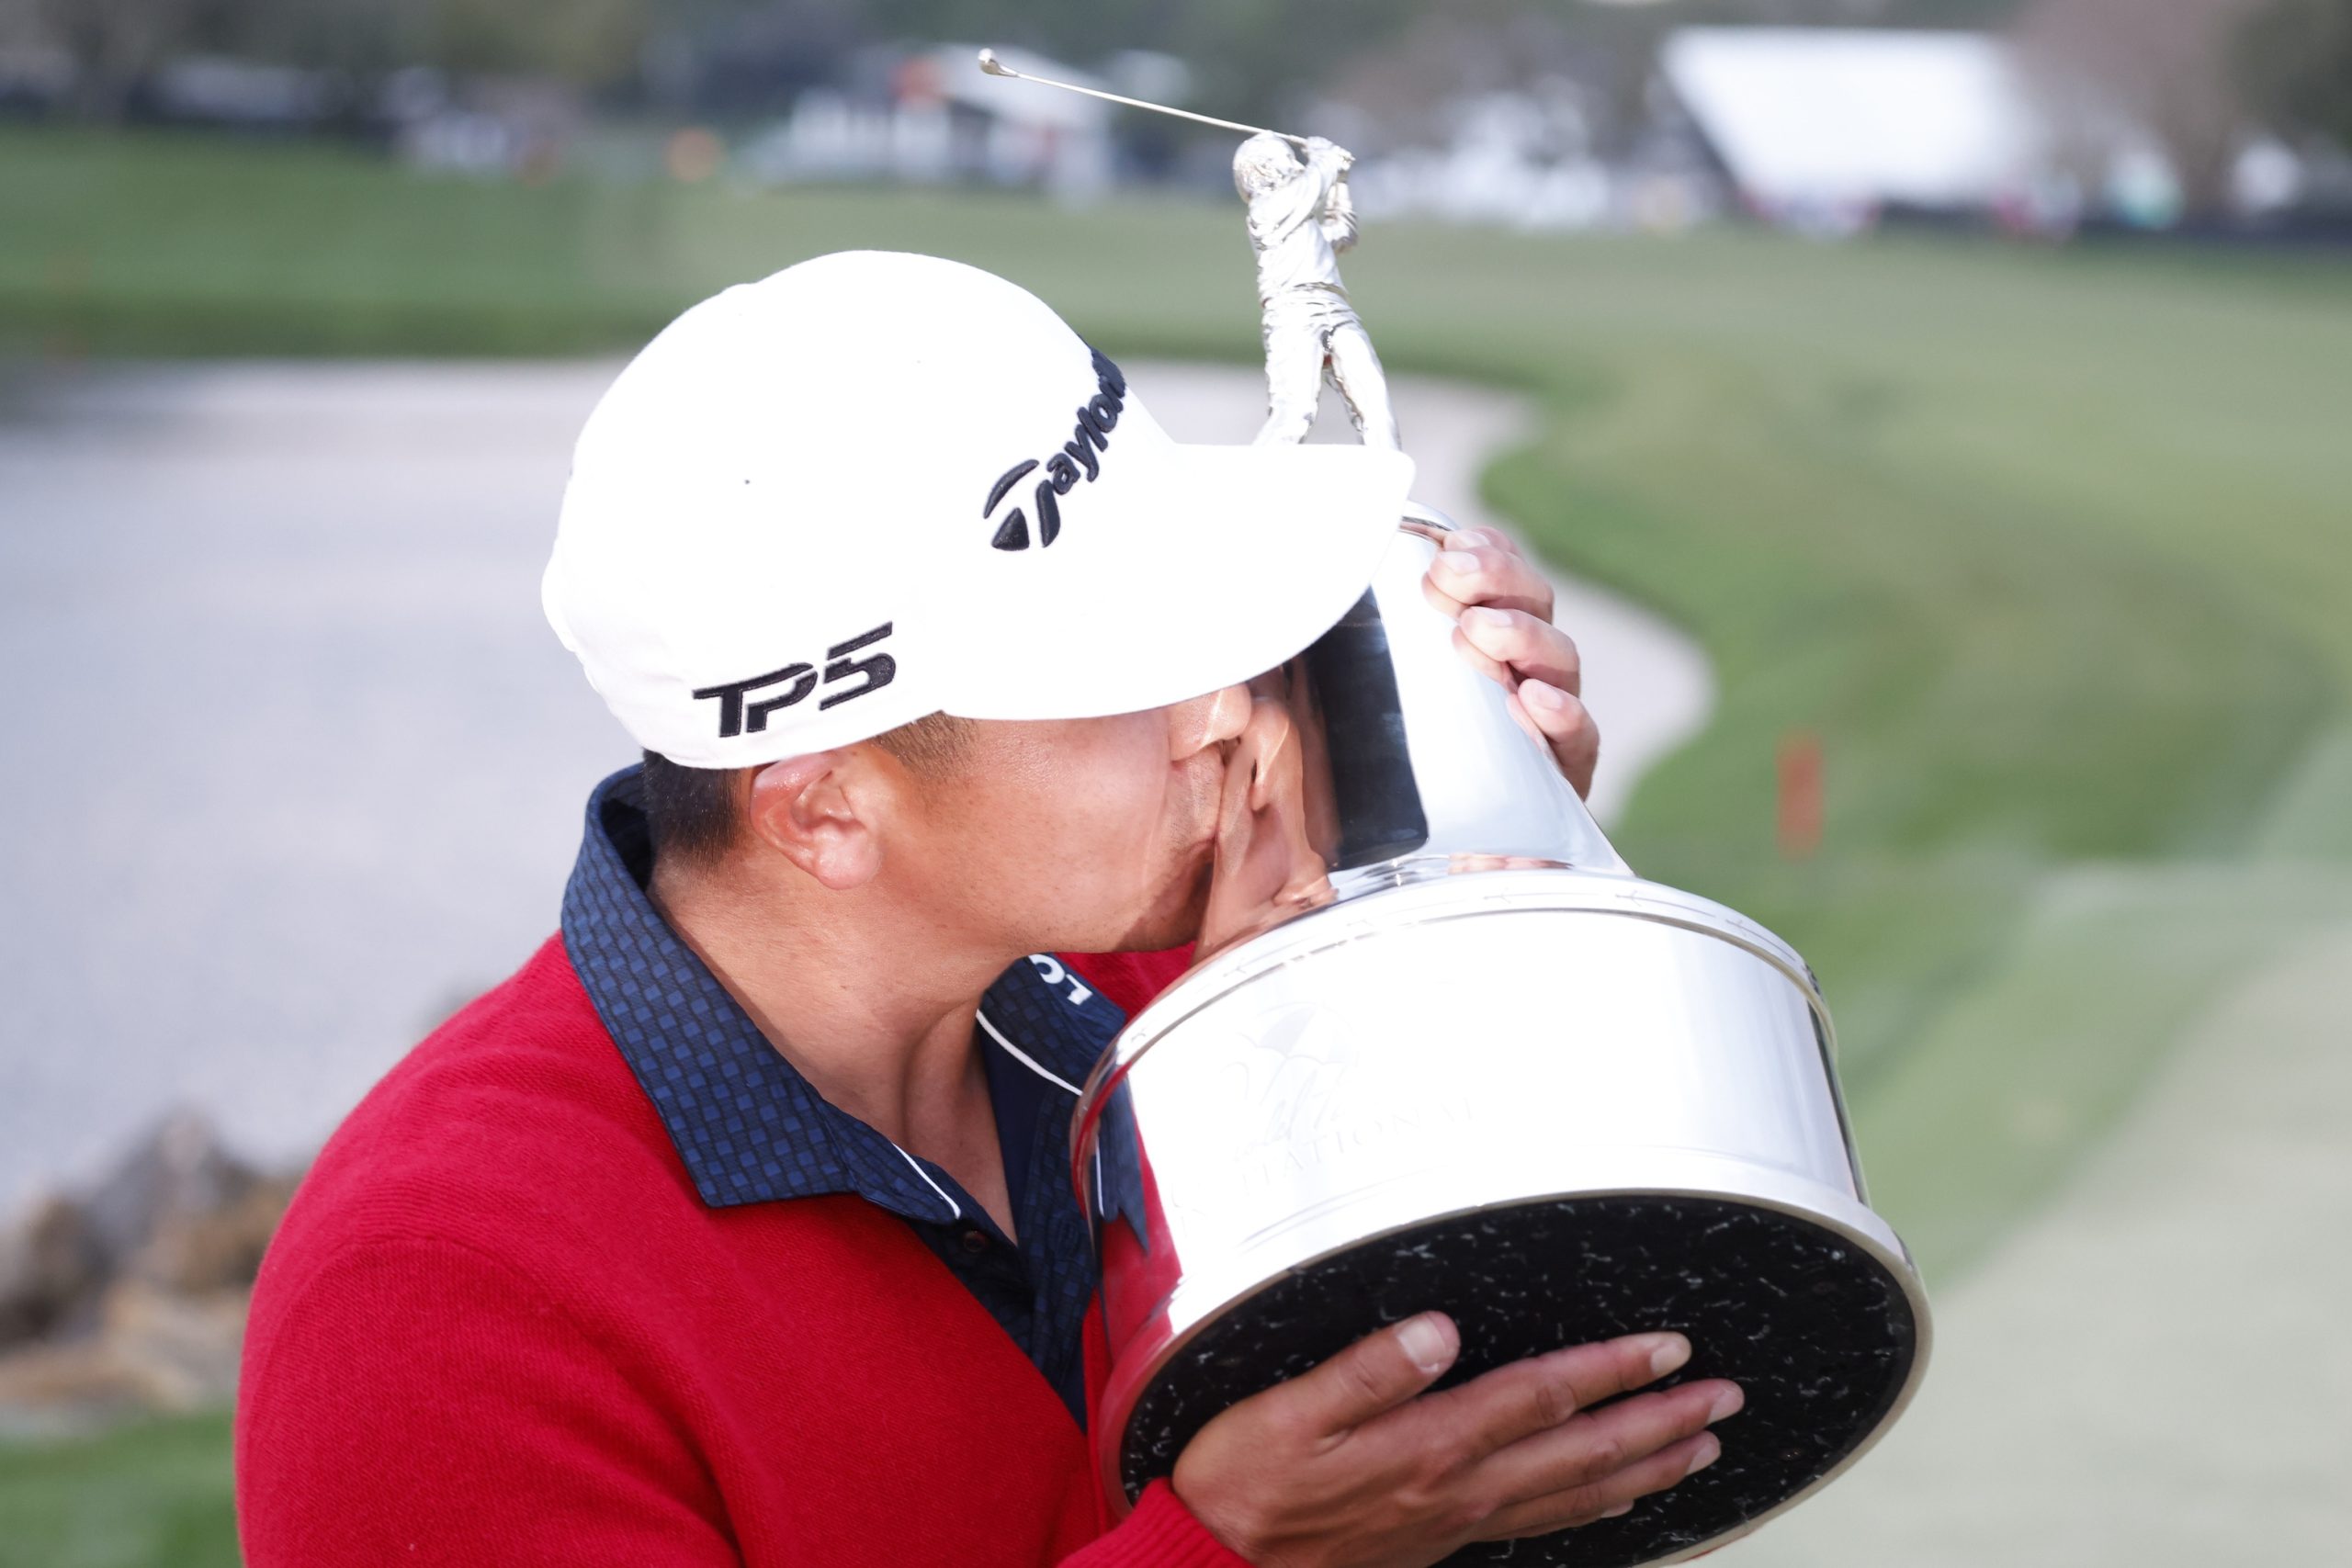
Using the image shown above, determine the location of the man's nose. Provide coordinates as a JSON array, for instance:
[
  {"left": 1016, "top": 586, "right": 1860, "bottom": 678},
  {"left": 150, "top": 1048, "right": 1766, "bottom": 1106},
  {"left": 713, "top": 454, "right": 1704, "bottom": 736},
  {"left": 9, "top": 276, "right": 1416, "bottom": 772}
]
[{"left": 1170, "top": 684, "right": 1253, "bottom": 759}]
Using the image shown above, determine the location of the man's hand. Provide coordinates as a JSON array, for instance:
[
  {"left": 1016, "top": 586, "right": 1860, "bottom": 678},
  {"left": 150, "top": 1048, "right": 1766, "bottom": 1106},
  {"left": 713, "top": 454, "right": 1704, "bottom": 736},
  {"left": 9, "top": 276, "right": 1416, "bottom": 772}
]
[
  {"left": 1172, "top": 1314, "right": 1739, "bottom": 1568},
  {"left": 1423, "top": 528, "right": 1597, "bottom": 799}
]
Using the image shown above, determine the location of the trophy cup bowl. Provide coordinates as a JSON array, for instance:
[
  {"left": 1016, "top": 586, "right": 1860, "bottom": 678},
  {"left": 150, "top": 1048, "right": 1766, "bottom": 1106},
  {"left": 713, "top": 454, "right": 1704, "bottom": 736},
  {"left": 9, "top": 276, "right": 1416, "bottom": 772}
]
[{"left": 1072, "top": 510, "right": 1930, "bottom": 1566}]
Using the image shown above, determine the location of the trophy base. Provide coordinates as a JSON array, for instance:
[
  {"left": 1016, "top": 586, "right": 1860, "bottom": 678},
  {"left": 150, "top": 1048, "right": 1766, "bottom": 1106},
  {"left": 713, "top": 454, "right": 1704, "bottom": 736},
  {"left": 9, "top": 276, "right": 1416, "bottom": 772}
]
[{"left": 1114, "top": 1193, "right": 1921, "bottom": 1567}]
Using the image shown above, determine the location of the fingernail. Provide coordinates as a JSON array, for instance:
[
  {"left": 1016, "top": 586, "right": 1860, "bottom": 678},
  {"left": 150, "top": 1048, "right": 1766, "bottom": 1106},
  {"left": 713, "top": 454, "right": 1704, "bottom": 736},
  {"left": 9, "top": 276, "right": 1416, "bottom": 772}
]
[
  {"left": 1522, "top": 678, "right": 1567, "bottom": 713},
  {"left": 1708, "top": 1385, "right": 1745, "bottom": 1423},
  {"left": 1437, "top": 549, "right": 1480, "bottom": 574},
  {"left": 1396, "top": 1313, "right": 1456, "bottom": 1374},
  {"left": 1468, "top": 606, "right": 1513, "bottom": 628},
  {"left": 1647, "top": 1334, "right": 1691, "bottom": 1377},
  {"left": 1686, "top": 1434, "right": 1722, "bottom": 1476},
  {"left": 1601, "top": 1503, "right": 1634, "bottom": 1519}
]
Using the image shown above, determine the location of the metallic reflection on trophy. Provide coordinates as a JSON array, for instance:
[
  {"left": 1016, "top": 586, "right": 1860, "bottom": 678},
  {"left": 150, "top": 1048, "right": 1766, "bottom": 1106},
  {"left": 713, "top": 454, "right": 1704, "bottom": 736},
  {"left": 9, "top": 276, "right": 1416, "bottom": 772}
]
[{"left": 982, "top": 51, "right": 1930, "bottom": 1568}]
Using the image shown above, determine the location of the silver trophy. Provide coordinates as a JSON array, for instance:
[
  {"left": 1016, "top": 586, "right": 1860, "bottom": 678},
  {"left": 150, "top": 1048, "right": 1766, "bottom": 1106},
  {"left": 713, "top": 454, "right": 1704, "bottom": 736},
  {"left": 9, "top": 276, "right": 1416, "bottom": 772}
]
[{"left": 984, "top": 54, "right": 1931, "bottom": 1566}]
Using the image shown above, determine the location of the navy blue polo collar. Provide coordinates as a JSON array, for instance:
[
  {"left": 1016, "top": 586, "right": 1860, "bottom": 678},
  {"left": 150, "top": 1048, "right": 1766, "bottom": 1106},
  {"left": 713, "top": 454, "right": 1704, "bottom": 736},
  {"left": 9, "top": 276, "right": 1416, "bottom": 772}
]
[{"left": 559, "top": 765, "right": 1121, "bottom": 1223}]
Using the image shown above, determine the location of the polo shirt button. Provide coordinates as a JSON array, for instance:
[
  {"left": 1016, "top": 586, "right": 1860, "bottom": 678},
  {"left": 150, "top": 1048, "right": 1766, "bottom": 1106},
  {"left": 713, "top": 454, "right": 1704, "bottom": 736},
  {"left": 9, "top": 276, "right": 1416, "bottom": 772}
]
[{"left": 959, "top": 1229, "right": 989, "bottom": 1255}]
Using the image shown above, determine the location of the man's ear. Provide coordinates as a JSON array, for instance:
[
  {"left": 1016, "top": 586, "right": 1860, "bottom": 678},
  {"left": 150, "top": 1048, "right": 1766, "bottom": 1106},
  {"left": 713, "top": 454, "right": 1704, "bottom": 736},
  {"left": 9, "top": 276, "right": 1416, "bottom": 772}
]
[{"left": 744, "top": 751, "right": 886, "bottom": 890}]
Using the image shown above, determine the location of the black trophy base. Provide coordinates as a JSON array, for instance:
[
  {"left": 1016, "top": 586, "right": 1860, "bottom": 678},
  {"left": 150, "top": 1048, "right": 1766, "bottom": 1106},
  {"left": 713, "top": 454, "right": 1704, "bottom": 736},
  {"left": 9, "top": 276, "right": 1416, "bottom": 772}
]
[{"left": 1116, "top": 1194, "right": 1919, "bottom": 1567}]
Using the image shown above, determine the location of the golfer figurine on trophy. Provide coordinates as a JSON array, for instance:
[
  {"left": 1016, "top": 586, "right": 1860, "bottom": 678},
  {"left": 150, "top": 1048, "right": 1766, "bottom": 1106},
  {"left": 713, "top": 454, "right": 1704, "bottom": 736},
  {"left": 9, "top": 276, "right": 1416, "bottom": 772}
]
[
  {"left": 1232, "top": 132, "right": 1401, "bottom": 450},
  {"left": 978, "top": 50, "right": 1400, "bottom": 449}
]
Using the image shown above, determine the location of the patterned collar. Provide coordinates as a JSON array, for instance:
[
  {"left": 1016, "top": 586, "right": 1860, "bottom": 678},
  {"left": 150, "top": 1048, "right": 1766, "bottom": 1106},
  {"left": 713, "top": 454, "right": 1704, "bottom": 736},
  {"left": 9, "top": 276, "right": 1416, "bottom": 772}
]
[{"left": 559, "top": 765, "right": 1121, "bottom": 1222}]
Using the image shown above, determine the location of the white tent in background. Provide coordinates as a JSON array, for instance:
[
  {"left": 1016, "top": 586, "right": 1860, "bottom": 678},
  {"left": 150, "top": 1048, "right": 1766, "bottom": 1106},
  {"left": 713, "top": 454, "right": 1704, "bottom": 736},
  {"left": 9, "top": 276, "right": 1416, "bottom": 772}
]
[{"left": 1661, "top": 28, "right": 2046, "bottom": 220}]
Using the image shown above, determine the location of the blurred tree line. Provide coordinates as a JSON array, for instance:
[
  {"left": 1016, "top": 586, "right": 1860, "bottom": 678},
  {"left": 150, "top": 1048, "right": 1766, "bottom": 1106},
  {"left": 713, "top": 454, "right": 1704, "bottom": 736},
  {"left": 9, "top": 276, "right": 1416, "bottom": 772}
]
[
  {"left": 26, "top": 0, "right": 650, "bottom": 114},
  {"left": 2018, "top": 0, "right": 2351, "bottom": 204},
  {"left": 2237, "top": 0, "right": 2352, "bottom": 147},
  {"left": 0, "top": 0, "right": 2064, "bottom": 114},
  {"left": 16, "top": 0, "right": 1423, "bottom": 120},
  {"left": 10, "top": 0, "right": 2346, "bottom": 158}
]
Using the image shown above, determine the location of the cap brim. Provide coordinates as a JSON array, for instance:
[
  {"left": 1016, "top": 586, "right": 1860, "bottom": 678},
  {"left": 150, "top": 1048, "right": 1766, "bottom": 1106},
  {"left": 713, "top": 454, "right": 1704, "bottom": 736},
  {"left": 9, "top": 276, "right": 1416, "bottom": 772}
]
[{"left": 933, "top": 439, "right": 1415, "bottom": 722}]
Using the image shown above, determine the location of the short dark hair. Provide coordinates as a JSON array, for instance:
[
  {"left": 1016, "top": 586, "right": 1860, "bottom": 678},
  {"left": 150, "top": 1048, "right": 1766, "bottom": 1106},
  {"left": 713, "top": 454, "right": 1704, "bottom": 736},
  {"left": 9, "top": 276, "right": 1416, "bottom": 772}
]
[
  {"left": 640, "top": 712, "right": 975, "bottom": 870},
  {"left": 639, "top": 750, "right": 748, "bottom": 868}
]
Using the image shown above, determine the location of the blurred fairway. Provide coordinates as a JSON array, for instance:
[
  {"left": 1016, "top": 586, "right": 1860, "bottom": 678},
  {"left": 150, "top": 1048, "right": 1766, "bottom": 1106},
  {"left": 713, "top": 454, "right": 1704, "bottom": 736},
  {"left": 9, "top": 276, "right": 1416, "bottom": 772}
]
[
  {"left": 0, "top": 1414, "right": 238, "bottom": 1568},
  {"left": 5, "top": 129, "right": 2350, "bottom": 1560}
]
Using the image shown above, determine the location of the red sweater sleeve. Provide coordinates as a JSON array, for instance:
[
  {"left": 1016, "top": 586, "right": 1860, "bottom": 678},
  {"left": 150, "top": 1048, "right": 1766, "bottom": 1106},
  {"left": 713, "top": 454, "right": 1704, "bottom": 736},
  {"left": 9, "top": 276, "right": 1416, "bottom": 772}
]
[
  {"left": 237, "top": 1237, "right": 736, "bottom": 1567},
  {"left": 243, "top": 1240, "right": 1253, "bottom": 1567},
  {"left": 1058, "top": 1482, "right": 1253, "bottom": 1567}
]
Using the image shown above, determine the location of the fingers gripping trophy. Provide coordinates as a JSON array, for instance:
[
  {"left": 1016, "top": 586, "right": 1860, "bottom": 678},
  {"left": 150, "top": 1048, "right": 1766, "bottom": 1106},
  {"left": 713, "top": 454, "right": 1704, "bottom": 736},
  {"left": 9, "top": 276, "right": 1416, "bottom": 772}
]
[{"left": 1233, "top": 132, "right": 1401, "bottom": 450}]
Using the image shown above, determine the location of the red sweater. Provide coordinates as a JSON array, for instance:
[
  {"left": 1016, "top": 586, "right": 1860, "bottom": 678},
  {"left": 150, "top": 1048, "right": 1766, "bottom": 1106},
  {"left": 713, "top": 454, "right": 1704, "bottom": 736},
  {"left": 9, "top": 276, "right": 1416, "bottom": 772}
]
[{"left": 235, "top": 936, "right": 1239, "bottom": 1567}]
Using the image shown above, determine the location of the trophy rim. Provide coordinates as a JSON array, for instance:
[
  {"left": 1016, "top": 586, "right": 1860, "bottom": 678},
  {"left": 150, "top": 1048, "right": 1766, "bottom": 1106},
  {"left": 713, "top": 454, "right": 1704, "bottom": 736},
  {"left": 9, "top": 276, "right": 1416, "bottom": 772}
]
[
  {"left": 1090, "top": 1174, "right": 1936, "bottom": 1557},
  {"left": 1073, "top": 868, "right": 1931, "bottom": 1557}
]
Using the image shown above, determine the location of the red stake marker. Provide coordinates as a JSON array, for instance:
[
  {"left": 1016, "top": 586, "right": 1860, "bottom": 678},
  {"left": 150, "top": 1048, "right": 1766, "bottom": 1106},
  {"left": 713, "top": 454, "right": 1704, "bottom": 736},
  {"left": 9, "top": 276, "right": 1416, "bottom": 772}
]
[{"left": 1778, "top": 730, "right": 1823, "bottom": 861}]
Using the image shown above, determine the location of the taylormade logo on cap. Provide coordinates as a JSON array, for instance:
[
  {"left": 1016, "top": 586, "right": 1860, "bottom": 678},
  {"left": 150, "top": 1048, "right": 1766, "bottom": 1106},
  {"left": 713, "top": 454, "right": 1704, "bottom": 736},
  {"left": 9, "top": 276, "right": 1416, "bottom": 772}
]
[
  {"left": 983, "top": 348, "right": 1128, "bottom": 552},
  {"left": 543, "top": 251, "right": 1418, "bottom": 770}
]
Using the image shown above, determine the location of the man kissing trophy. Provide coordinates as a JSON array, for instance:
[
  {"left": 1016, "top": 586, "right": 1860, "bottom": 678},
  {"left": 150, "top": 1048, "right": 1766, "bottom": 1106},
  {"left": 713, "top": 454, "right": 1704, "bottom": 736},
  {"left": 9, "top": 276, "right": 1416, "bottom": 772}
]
[{"left": 982, "top": 49, "right": 1932, "bottom": 1568}]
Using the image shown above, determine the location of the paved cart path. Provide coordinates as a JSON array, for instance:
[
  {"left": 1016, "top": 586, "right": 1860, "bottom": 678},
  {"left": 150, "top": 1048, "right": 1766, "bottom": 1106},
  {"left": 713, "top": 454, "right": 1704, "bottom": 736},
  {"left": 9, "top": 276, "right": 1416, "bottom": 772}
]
[
  {"left": 1713, "top": 917, "right": 2352, "bottom": 1566},
  {"left": 0, "top": 359, "right": 1709, "bottom": 1207}
]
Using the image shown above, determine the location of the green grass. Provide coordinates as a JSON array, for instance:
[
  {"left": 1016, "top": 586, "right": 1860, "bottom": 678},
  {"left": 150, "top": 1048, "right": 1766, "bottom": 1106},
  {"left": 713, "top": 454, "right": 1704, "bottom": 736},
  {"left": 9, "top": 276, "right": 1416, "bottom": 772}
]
[
  {"left": 5, "top": 127, "right": 2350, "bottom": 1557},
  {"left": 0, "top": 1414, "right": 239, "bottom": 1568}
]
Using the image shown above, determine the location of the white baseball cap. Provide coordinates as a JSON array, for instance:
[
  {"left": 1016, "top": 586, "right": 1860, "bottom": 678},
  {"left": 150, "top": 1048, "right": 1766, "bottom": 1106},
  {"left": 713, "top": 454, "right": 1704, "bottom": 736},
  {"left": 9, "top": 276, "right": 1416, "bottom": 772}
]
[{"left": 544, "top": 250, "right": 1415, "bottom": 767}]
